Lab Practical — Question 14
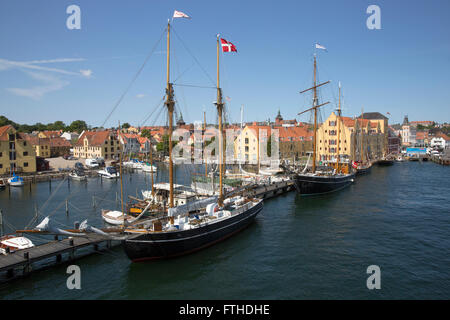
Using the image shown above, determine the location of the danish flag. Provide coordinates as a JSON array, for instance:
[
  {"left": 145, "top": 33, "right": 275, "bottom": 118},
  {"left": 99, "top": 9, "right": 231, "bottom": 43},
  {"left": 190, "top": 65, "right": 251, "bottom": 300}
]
[{"left": 221, "top": 38, "right": 237, "bottom": 53}]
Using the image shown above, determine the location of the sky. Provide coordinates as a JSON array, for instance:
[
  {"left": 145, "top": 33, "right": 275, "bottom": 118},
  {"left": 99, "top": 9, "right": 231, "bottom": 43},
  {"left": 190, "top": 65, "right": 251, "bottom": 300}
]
[{"left": 0, "top": 0, "right": 449, "bottom": 128}]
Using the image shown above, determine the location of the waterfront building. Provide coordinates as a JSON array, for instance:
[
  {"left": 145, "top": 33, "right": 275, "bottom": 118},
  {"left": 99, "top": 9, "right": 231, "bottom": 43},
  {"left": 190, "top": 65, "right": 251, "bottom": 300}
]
[
  {"left": 401, "top": 115, "right": 416, "bottom": 147},
  {"left": 49, "top": 137, "right": 72, "bottom": 157},
  {"left": 73, "top": 130, "right": 121, "bottom": 160},
  {"left": 0, "top": 125, "right": 37, "bottom": 175},
  {"left": 118, "top": 133, "right": 141, "bottom": 155},
  {"left": 25, "top": 136, "right": 51, "bottom": 158},
  {"left": 316, "top": 112, "right": 385, "bottom": 164},
  {"left": 278, "top": 126, "right": 313, "bottom": 162},
  {"left": 234, "top": 123, "right": 271, "bottom": 164},
  {"left": 430, "top": 134, "right": 450, "bottom": 149}
]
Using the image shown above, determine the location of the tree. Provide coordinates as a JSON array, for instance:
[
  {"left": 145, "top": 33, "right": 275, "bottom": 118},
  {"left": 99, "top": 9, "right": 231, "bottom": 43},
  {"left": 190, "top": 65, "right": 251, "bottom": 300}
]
[
  {"left": 68, "top": 120, "right": 88, "bottom": 133},
  {"left": 141, "top": 129, "right": 151, "bottom": 139},
  {"left": 156, "top": 134, "right": 177, "bottom": 154},
  {"left": 122, "top": 123, "right": 131, "bottom": 129}
]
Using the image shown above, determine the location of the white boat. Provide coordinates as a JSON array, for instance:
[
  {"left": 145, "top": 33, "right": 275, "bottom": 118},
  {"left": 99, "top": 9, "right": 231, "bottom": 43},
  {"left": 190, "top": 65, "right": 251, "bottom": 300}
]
[
  {"left": 0, "top": 235, "right": 34, "bottom": 255},
  {"left": 142, "top": 183, "right": 198, "bottom": 206},
  {"left": 101, "top": 210, "right": 133, "bottom": 225},
  {"left": 396, "top": 156, "right": 405, "bottom": 162},
  {"left": 69, "top": 170, "right": 87, "bottom": 181},
  {"left": 142, "top": 164, "right": 157, "bottom": 173},
  {"left": 98, "top": 166, "right": 120, "bottom": 179},
  {"left": 7, "top": 174, "right": 24, "bottom": 187},
  {"left": 132, "top": 161, "right": 143, "bottom": 170}
]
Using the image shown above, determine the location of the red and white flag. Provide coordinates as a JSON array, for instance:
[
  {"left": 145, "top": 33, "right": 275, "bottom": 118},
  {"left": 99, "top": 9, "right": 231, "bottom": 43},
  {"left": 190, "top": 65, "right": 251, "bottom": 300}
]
[
  {"left": 173, "top": 10, "right": 190, "bottom": 19},
  {"left": 221, "top": 38, "right": 237, "bottom": 53}
]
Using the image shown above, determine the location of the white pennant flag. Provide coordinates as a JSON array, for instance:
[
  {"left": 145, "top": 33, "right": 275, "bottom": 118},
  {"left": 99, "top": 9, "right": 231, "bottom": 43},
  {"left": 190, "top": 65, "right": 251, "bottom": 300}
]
[
  {"left": 173, "top": 10, "right": 191, "bottom": 19},
  {"left": 315, "top": 43, "right": 327, "bottom": 51}
]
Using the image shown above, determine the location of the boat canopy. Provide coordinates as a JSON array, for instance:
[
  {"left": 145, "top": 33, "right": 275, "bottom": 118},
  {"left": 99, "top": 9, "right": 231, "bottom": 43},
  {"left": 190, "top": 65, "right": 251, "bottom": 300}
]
[{"left": 168, "top": 196, "right": 218, "bottom": 217}]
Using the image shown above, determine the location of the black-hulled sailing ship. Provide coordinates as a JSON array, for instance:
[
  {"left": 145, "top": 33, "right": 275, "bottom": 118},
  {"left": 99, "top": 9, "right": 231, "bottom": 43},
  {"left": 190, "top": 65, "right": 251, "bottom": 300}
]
[
  {"left": 292, "top": 56, "right": 355, "bottom": 195},
  {"left": 122, "top": 22, "right": 263, "bottom": 261}
]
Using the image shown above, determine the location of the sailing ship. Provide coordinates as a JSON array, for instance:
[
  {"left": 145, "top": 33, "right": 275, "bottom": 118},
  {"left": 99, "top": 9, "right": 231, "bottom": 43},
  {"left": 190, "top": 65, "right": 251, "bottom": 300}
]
[
  {"left": 0, "top": 235, "right": 34, "bottom": 255},
  {"left": 354, "top": 110, "right": 373, "bottom": 175},
  {"left": 290, "top": 56, "right": 355, "bottom": 195},
  {"left": 122, "top": 21, "right": 264, "bottom": 261}
]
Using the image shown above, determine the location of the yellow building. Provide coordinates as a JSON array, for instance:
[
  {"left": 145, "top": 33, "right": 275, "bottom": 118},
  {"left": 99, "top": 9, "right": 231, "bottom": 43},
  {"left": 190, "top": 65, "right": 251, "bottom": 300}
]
[
  {"left": 0, "top": 125, "right": 37, "bottom": 175},
  {"left": 234, "top": 124, "right": 271, "bottom": 164},
  {"left": 316, "top": 112, "right": 385, "bottom": 165},
  {"left": 25, "top": 136, "right": 51, "bottom": 158},
  {"left": 73, "top": 130, "right": 121, "bottom": 160}
]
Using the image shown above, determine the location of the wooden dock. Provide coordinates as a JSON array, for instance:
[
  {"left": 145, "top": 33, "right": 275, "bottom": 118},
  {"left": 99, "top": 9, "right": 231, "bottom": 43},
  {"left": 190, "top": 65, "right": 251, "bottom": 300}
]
[
  {"left": 232, "top": 179, "right": 295, "bottom": 199},
  {"left": 0, "top": 234, "right": 120, "bottom": 281}
]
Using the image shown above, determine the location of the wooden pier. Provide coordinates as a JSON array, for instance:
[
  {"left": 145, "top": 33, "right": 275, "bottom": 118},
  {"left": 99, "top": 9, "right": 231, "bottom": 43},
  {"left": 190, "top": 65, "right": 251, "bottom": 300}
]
[
  {"left": 0, "top": 234, "right": 120, "bottom": 282},
  {"left": 233, "top": 179, "right": 295, "bottom": 199}
]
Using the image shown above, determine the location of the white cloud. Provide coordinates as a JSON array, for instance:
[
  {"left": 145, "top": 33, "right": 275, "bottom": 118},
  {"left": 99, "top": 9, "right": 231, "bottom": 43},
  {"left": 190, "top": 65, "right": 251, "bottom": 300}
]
[
  {"left": 136, "top": 94, "right": 145, "bottom": 98},
  {"left": 6, "top": 71, "right": 69, "bottom": 100},
  {"left": 1, "top": 57, "right": 91, "bottom": 99},
  {"left": 80, "top": 69, "right": 93, "bottom": 78}
]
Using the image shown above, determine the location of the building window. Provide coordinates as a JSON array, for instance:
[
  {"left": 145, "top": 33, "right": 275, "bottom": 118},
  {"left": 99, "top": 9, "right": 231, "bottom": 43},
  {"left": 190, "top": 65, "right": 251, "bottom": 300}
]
[
  {"left": 23, "top": 151, "right": 28, "bottom": 156},
  {"left": 0, "top": 164, "right": 2, "bottom": 168},
  {"left": 105, "top": 147, "right": 108, "bottom": 152},
  {"left": 245, "top": 138, "right": 249, "bottom": 144},
  {"left": 24, "top": 162, "right": 28, "bottom": 167},
  {"left": 0, "top": 152, "right": 2, "bottom": 157},
  {"left": 329, "top": 121, "right": 336, "bottom": 126},
  {"left": 329, "top": 130, "right": 337, "bottom": 136}
]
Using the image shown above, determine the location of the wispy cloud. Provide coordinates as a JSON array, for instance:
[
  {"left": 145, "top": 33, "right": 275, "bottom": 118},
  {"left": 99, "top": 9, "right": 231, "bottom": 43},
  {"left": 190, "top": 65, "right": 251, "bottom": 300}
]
[
  {"left": 7, "top": 71, "right": 69, "bottom": 100},
  {"left": 0, "top": 57, "right": 91, "bottom": 99},
  {"left": 136, "top": 94, "right": 146, "bottom": 98}
]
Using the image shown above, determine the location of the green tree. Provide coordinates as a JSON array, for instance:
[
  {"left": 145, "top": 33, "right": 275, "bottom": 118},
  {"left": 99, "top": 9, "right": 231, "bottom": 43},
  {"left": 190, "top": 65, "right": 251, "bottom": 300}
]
[
  {"left": 68, "top": 120, "right": 88, "bottom": 133},
  {"left": 122, "top": 123, "right": 131, "bottom": 129},
  {"left": 141, "top": 129, "right": 151, "bottom": 139}
]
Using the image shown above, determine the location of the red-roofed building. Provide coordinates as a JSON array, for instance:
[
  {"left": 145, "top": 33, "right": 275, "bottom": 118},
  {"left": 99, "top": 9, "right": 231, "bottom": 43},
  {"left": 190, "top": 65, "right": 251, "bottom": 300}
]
[{"left": 73, "top": 130, "right": 121, "bottom": 160}]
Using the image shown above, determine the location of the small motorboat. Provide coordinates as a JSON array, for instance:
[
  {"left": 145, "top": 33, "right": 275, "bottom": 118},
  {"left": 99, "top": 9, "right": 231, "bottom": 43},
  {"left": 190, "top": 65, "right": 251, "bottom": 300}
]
[
  {"left": 142, "top": 163, "right": 157, "bottom": 173},
  {"left": 101, "top": 210, "right": 134, "bottom": 225},
  {"left": 69, "top": 169, "right": 87, "bottom": 181},
  {"left": 8, "top": 174, "right": 24, "bottom": 187},
  {"left": 0, "top": 179, "right": 5, "bottom": 190},
  {"left": 98, "top": 166, "right": 120, "bottom": 179},
  {"left": 0, "top": 235, "right": 34, "bottom": 255}
]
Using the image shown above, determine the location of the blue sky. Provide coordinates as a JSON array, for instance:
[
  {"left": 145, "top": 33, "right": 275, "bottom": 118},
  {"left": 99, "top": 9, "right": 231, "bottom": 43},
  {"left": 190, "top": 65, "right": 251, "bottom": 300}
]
[{"left": 0, "top": 0, "right": 449, "bottom": 127}]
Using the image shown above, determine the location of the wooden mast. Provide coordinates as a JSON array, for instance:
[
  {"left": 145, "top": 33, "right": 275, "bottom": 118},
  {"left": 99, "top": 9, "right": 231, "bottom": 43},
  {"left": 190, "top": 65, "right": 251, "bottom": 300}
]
[
  {"left": 336, "top": 82, "right": 341, "bottom": 173},
  {"left": 298, "top": 55, "right": 330, "bottom": 173},
  {"left": 312, "top": 56, "right": 318, "bottom": 173},
  {"left": 204, "top": 111, "right": 208, "bottom": 177},
  {"left": 361, "top": 108, "right": 364, "bottom": 164},
  {"left": 118, "top": 122, "right": 125, "bottom": 229},
  {"left": 216, "top": 35, "right": 224, "bottom": 206},
  {"left": 150, "top": 141, "right": 155, "bottom": 198},
  {"left": 165, "top": 20, "right": 175, "bottom": 212}
]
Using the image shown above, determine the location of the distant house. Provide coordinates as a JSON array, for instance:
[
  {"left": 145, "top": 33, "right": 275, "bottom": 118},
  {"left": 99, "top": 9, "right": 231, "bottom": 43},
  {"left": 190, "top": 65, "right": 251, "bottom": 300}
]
[
  {"left": 0, "top": 125, "right": 37, "bottom": 174},
  {"left": 118, "top": 133, "right": 141, "bottom": 155},
  {"left": 430, "top": 134, "right": 450, "bottom": 149},
  {"left": 61, "top": 132, "right": 79, "bottom": 142},
  {"left": 38, "top": 130, "right": 62, "bottom": 139},
  {"left": 73, "top": 130, "right": 121, "bottom": 160},
  {"left": 25, "top": 135, "right": 51, "bottom": 158},
  {"left": 49, "top": 137, "right": 72, "bottom": 157}
]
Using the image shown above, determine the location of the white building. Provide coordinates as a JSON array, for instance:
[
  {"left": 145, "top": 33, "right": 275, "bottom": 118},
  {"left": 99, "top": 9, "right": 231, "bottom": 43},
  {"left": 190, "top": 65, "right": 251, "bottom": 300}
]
[
  {"left": 61, "top": 132, "right": 79, "bottom": 142},
  {"left": 401, "top": 116, "right": 416, "bottom": 146},
  {"left": 430, "top": 135, "right": 450, "bottom": 149}
]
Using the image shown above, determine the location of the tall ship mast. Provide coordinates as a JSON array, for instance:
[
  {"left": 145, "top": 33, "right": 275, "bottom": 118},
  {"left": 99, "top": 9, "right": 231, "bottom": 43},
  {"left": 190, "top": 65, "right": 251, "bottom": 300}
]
[
  {"left": 121, "top": 20, "right": 264, "bottom": 262},
  {"left": 290, "top": 55, "right": 355, "bottom": 195},
  {"left": 354, "top": 108, "right": 373, "bottom": 175}
]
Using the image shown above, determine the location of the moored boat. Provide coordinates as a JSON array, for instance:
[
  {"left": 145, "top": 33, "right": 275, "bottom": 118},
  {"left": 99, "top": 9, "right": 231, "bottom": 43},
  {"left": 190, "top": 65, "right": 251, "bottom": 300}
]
[
  {"left": 98, "top": 166, "right": 120, "bottom": 179},
  {"left": 0, "top": 235, "right": 34, "bottom": 255},
  {"left": 122, "top": 23, "right": 263, "bottom": 261},
  {"left": 8, "top": 173, "right": 24, "bottom": 187}
]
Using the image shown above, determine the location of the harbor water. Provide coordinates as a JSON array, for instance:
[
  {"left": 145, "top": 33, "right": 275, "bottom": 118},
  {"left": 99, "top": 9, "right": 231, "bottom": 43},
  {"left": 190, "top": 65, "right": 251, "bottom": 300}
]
[{"left": 0, "top": 161, "right": 449, "bottom": 299}]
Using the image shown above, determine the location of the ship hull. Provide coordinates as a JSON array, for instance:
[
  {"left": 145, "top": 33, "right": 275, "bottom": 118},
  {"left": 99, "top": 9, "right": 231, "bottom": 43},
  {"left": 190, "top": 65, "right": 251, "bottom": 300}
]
[
  {"left": 123, "top": 200, "right": 264, "bottom": 262},
  {"left": 293, "top": 173, "right": 355, "bottom": 196},
  {"left": 377, "top": 160, "right": 394, "bottom": 166},
  {"left": 356, "top": 165, "right": 372, "bottom": 176}
]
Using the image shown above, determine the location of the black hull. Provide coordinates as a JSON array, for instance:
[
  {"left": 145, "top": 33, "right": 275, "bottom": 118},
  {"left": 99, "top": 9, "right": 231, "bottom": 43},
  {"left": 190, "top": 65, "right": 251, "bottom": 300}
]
[
  {"left": 377, "top": 160, "right": 394, "bottom": 166},
  {"left": 123, "top": 200, "right": 264, "bottom": 262},
  {"left": 356, "top": 166, "right": 372, "bottom": 176},
  {"left": 293, "top": 173, "right": 355, "bottom": 196}
]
